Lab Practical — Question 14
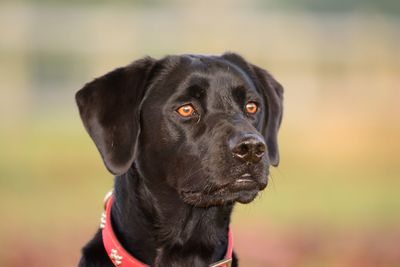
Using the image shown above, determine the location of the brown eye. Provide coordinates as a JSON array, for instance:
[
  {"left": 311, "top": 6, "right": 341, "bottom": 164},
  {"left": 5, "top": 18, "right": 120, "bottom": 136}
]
[
  {"left": 176, "top": 104, "right": 195, "bottom": 117},
  {"left": 245, "top": 102, "right": 258, "bottom": 114}
]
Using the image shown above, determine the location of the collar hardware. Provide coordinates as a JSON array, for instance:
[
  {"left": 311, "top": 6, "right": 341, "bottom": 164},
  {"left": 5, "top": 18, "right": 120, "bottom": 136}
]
[{"left": 110, "top": 248, "right": 123, "bottom": 266}]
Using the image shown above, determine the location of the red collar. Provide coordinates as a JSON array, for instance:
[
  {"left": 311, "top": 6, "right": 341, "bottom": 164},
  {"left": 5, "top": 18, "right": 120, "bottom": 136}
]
[{"left": 100, "top": 191, "right": 234, "bottom": 267}]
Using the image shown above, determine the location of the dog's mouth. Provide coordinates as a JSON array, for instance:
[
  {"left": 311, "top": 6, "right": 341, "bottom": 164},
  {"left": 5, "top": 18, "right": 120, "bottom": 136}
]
[{"left": 180, "top": 173, "right": 268, "bottom": 207}]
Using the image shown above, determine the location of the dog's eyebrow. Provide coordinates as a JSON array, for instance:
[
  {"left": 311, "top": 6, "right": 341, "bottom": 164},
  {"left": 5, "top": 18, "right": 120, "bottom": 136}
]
[
  {"left": 232, "top": 85, "right": 247, "bottom": 106},
  {"left": 186, "top": 76, "right": 209, "bottom": 99},
  {"left": 187, "top": 76, "right": 209, "bottom": 89}
]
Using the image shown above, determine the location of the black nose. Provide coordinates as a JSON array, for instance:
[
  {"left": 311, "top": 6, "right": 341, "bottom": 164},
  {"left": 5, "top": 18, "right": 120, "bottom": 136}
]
[{"left": 230, "top": 134, "right": 266, "bottom": 164}]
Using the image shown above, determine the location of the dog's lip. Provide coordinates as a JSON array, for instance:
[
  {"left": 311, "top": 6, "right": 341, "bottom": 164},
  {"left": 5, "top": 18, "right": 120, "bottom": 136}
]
[
  {"left": 180, "top": 175, "right": 262, "bottom": 207},
  {"left": 181, "top": 173, "right": 262, "bottom": 197},
  {"left": 235, "top": 173, "right": 254, "bottom": 184},
  {"left": 230, "top": 177, "right": 258, "bottom": 192},
  {"left": 236, "top": 178, "right": 253, "bottom": 182},
  {"left": 181, "top": 179, "right": 257, "bottom": 196}
]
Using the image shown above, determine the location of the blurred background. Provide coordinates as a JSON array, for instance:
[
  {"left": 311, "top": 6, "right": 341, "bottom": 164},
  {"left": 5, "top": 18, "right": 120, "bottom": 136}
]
[{"left": 1, "top": 0, "right": 399, "bottom": 266}]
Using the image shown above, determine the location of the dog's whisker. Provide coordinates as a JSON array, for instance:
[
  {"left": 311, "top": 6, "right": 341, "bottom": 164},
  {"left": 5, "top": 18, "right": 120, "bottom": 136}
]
[{"left": 182, "top": 166, "right": 205, "bottom": 181}]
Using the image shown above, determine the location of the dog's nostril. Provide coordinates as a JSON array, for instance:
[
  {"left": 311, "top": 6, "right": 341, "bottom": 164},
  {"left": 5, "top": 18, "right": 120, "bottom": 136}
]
[
  {"left": 234, "top": 143, "right": 249, "bottom": 158},
  {"left": 255, "top": 143, "right": 266, "bottom": 157}
]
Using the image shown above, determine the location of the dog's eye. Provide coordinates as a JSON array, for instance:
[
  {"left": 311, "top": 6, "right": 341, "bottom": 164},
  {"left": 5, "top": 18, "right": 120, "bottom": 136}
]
[
  {"left": 176, "top": 104, "right": 196, "bottom": 117},
  {"left": 245, "top": 102, "right": 258, "bottom": 114}
]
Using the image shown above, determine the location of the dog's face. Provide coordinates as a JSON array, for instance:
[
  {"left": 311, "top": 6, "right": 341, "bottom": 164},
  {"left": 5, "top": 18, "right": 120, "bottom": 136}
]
[{"left": 76, "top": 53, "right": 283, "bottom": 207}]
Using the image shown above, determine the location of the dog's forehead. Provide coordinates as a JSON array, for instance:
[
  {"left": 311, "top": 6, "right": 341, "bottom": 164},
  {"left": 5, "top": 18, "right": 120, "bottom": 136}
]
[
  {"left": 143, "top": 55, "right": 259, "bottom": 110},
  {"left": 167, "top": 55, "right": 256, "bottom": 97},
  {"left": 186, "top": 55, "right": 249, "bottom": 84}
]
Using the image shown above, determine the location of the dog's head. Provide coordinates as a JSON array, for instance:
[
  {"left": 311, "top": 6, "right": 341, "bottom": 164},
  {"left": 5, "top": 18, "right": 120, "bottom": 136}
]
[{"left": 76, "top": 53, "right": 283, "bottom": 207}]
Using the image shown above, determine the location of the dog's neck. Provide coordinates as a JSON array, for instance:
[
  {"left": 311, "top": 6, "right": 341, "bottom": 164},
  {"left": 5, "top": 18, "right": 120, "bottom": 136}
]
[{"left": 111, "top": 167, "right": 233, "bottom": 266}]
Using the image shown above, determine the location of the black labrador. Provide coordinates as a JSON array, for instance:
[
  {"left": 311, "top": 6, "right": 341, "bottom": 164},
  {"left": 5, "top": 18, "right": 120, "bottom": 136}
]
[{"left": 76, "top": 53, "right": 283, "bottom": 267}]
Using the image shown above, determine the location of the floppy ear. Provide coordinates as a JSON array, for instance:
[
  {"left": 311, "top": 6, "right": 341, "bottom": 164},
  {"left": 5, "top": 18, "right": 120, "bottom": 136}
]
[
  {"left": 222, "top": 53, "right": 284, "bottom": 166},
  {"left": 75, "top": 57, "right": 155, "bottom": 175},
  {"left": 251, "top": 65, "right": 284, "bottom": 166}
]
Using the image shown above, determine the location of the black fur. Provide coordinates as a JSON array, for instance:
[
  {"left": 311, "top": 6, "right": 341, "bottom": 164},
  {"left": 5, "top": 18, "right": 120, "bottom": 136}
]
[{"left": 76, "top": 53, "right": 283, "bottom": 267}]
